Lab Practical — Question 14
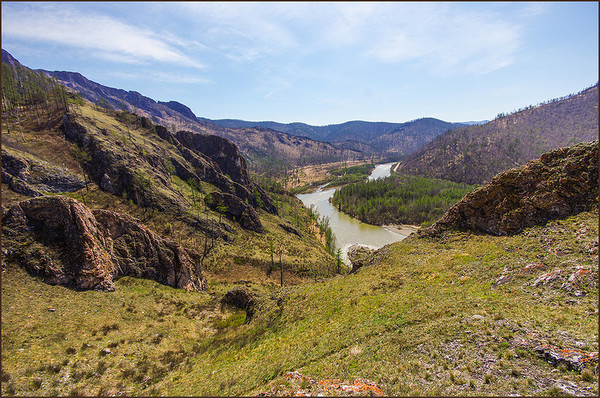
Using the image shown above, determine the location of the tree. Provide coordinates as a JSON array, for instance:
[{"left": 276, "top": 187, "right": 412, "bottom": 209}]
[
  {"left": 216, "top": 205, "right": 227, "bottom": 223},
  {"left": 267, "top": 240, "right": 275, "bottom": 277},
  {"left": 335, "top": 248, "right": 343, "bottom": 273}
]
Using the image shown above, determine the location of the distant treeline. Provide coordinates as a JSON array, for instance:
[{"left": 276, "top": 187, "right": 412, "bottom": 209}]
[
  {"left": 494, "top": 82, "right": 598, "bottom": 120},
  {"left": 331, "top": 174, "right": 477, "bottom": 227}
]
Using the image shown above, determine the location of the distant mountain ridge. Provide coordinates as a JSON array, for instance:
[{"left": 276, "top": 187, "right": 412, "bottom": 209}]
[
  {"left": 198, "top": 117, "right": 466, "bottom": 147},
  {"left": 398, "top": 83, "right": 599, "bottom": 184},
  {"left": 0, "top": 48, "right": 462, "bottom": 164}
]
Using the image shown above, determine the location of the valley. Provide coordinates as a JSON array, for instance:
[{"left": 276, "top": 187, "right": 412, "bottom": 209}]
[
  {"left": 296, "top": 163, "right": 417, "bottom": 264},
  {"left": 1, "top": 49, "right": 598, "bottom": 397}
]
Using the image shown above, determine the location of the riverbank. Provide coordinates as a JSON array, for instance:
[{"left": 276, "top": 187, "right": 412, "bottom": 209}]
[
  {"left": 296, "top": 163, "right": 411, "bottom": 264},
  {"left": 383, "top": 224, "right": 419, "bottom": 236}
]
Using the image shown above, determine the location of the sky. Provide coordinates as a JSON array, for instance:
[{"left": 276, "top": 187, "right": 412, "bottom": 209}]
[{"left": 2, "top": 1, "right": 598, "bottom": 125}]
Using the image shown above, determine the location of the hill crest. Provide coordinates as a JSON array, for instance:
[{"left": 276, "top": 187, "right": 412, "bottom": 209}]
[{"left": 398, "top": 83, "right": 599, "bottom": 184}]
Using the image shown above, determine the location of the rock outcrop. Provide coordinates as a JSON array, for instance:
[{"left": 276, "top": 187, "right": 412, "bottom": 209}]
[
  {"left": 206, "top": 192, "right": 264, "bottom": 233},
  {"left": 221, "top": 287, "right": 256, "bottom": 310},
  {"left": 534, "top": 344, "right": 598, "bottom": 372},
  {"left": 60, "top": 115, "right": 276, "bottom": 235},
  {"left": 2, "top": 149, "right": 86, "bottom": 197},
  {"left": 2, "top": 196, "right": 206, "bottom": 292},
  {"left": 174, "top": 130, "right": 277, "bottom": 214},
  {"left": 423, "top": 141, "right": 598, "bottom": 237},
  {"left": 347, "top": 244, "right": 376, "bottom": 274}
]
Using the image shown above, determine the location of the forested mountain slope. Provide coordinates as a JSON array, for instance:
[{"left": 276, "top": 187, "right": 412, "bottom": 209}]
[
  {"left": 202, "top": 117, "right": 465, "bottom": 159},
  {"left": 398, "top": 84, "right": 599, "bottom": 184}
]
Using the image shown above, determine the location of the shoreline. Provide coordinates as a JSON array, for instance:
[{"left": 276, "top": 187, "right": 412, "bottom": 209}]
[{"left": 383, "top": 224, "right": 420, "bottom": 236}]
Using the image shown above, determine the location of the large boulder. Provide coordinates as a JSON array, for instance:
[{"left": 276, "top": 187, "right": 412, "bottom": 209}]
[
  {"left": 2, "top": 196, "right": 206, "bottom": 292},
  {"left": 423, "top": 141, "right": 598, "bottom": 236},
  {"left": 347, "top": 244, "right": 376, "bottom": 274},
  {"left": 93, "top": 209, "right": 206, "bottom": 291},
  {"left": 221, "top": 287, "right": 256, "bottom": 310},
  {"left": 2, "top": 196, "right": 115, "bottom": 290}
]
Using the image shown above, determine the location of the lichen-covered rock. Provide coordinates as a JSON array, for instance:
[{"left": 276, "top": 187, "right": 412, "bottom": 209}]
[
  {"left": 257, "top": 371, "right": 385, "bottom": 396},
  {"left": 534, "top": 344, "right": 598, "bottom": 372},
  {"left": 2, "top": 196, "right": 206, "bottom": 292},
  {"left": 423, "top": 141, "right": 598, "bottom": 236}
]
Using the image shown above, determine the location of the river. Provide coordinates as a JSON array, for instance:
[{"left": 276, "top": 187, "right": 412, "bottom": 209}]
[{"left": 296, "top": 163, "right": 416, "bottom": 264}]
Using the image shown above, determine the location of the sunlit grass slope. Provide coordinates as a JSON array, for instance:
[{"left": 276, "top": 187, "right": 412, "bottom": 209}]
[{"left": 2, "top": 210, "right": 596, "bottom": 396}]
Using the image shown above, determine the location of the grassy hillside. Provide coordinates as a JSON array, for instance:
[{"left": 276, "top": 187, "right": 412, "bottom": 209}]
[
  {"left": 2, "top": 210, "right": 597, "bottom": 396},
  {"left": 399, "top": 84, "right": 598, "bottom": 184}
]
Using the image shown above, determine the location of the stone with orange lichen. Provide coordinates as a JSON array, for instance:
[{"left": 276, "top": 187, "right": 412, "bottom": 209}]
[
  {"left": 535, "top": 344, "right": 598, "bottom": 372},
  {"left": 258, "top": 372, "right": 384, "bottom": 396}
]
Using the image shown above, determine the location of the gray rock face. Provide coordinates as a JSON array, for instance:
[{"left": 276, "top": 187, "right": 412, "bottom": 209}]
[
  {"left": 2, "top": 150, "right": 86, "bottom": 196},
  {"left": 423, "top": 141, "right": 598, "bottom": 237},
  {"left": 2, "top": 196, "right": 207, "bottom": 292},
  {"left": 174, "top": 129, "right": 277, "bottom": 214}
]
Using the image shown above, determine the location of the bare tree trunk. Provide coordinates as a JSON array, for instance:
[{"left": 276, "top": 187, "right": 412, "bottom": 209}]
[
  {"left": 280, "top": 249, "right": 283, "bottom": 287},
  {"left": 2, "top": 94, "right": 11, "bottom": 135},
  {"left": 15, "top": 106, "right": 24, "bottom": 142}
]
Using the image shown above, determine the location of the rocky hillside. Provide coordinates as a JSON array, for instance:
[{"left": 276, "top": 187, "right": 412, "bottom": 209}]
[
  {"left": 213, "top": 126, "right": 362, "bottom": 170},
  {"left": 1, "top": 92, "right": 340, "bottom": 293},
  {"left": 422, "top": 140, "right": 598, "bottom": 237},
  {"left": 398, "top": 84, "right": 599, "bottom": 184}
]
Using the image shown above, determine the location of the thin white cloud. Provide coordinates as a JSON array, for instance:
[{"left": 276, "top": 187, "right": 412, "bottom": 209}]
[
  {"left": 1, "top": 5, "right": 204, "bottom": 69},
  {"left": 176, "top": 2, "right": 299, "bottom": 63},
  {"left": 362, "top": 4, "right": 521, "bottom": 75},
  {"left": 111, "top": 71, "right": 213, "bottom": 85},
  {"left": 173, "top": 2, "right": 521, "bottom": 75}
]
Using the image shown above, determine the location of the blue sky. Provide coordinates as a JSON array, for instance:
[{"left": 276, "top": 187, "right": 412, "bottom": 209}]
[{"left": 2, "top": 1, "right": 598, "bottom": 125}]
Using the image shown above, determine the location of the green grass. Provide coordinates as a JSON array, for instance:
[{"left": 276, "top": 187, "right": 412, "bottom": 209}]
[{"left": 3, "top": 210, "right": 597, "bottom": 396}]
